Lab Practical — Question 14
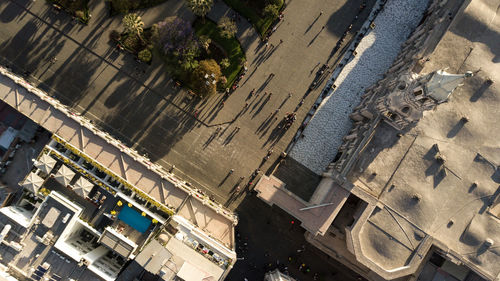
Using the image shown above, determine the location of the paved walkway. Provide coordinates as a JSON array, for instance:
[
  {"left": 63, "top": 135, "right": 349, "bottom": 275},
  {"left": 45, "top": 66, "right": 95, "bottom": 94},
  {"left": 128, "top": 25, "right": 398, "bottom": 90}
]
[{"left": 0, "top": 0, "right": 376, "bottom": 206}]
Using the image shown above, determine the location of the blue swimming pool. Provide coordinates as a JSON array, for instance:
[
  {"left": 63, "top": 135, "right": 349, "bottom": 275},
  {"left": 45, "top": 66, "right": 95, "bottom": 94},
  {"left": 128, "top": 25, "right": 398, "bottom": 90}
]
[{"left": 118, "top": 205, "right": 151, "bottom": 233}]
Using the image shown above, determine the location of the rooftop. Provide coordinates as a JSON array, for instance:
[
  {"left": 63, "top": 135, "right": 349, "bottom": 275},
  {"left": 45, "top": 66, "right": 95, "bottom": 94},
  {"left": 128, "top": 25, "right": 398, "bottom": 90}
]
[{"left": 346, "top": 0, "right": 500, "bottom": 278}]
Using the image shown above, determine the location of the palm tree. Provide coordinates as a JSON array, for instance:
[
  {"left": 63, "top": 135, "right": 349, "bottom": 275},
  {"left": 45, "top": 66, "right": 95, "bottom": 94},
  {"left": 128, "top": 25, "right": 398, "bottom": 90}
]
[
  {"left": 122, "top": 13, "right": 144, "bottom": 39},
  {"left": 218, "top": 16, "right": 237, "bottom": 39},
  {"left": 185, "top": 0, "right": 214, "bottom": 20}
]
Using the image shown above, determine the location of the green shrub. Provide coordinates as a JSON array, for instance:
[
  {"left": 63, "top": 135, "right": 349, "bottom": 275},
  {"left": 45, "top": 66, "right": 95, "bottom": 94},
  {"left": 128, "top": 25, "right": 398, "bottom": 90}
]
[
  {"left": 267, "top": 0, "right": 283, "bottom": 6},
  {"left": 138, "top": 49, "right": 152, "bottom": 63},
  {"left": 123, "top": 35, "right": 141, "bottom": 52},
  {"left": 110, "top": 0, "right": 168, "bottom": 14},
  {"left": 111, "top": 0, "right": 139, "bottom": 14},
  {"left": 263, "top": 4, "right": 279, "bottom": 18},
  {"left": 220, "top": 58, "right": 230, "bottom": 69},
  {"left": 75, "top": 10, "right": 85, "bottom": 19}
]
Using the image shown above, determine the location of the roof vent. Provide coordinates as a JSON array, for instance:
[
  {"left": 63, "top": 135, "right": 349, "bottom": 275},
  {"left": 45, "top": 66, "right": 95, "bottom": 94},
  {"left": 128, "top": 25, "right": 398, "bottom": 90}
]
[
  {"left": 484, "top": 238, "right": 494, "bottom": 247},
  {"left": 432, "top": 143, "right": 440, "bottom": 153},
  {"left": 411, "top": 193, "right": 422, "bottom": 202},
  {"left": 436, "top": 155, "right": 446, "bottom": 165}
]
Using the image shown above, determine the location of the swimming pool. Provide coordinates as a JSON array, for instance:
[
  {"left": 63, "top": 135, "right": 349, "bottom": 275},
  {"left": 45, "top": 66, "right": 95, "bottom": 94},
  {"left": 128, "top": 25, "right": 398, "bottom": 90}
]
[{"left": 118, "top": 205, "right": 151, "bottom": 233}]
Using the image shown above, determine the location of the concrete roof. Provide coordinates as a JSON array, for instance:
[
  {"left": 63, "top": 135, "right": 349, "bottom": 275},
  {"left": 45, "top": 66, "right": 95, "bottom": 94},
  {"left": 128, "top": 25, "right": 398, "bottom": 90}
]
[
  {"left": 348, "top": 0, "right": 500, "bottom": 279},
  {"left": 164, "top": 237, "right": 224, "bottom": 280},
  {"left": 134, "top": 240, "right": 172, "bottom": 275}
]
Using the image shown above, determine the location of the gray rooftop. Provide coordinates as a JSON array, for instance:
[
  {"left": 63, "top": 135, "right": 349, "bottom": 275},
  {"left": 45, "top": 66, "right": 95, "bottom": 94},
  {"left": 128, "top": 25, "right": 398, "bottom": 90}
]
[{"left": 347, "top": 0, "right": 500, "bottom": 279}]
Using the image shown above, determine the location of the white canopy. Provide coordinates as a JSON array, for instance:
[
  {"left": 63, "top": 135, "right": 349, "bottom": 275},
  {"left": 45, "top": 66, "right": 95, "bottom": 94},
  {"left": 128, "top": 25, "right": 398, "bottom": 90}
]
[
  {"left": 72, "top": 177, "right": 94, "bottom": 198},
  {"left": 21, "top": 172, "right": 44, "bottom": 193},
  {"left": 54, "top": 165, "right": 75, "bottom": 186},
  {"left": 35, "top": 153, "right": 57, "bottom": 174}
]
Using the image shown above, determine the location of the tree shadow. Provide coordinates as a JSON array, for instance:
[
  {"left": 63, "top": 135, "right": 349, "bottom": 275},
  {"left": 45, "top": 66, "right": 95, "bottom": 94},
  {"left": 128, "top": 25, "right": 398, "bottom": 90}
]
[
  {"left": 0, "top": 0, "right": 31, "bottom": 23},
  {"left": 44, "top": 48, "right": 102, "bottom": 107}
]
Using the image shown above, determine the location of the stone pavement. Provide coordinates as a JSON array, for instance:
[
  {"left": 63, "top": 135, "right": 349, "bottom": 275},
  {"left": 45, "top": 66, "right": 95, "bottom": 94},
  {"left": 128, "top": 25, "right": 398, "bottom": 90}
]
[
  {"left": 0, "top": 0, "right": 375, "bottom": 206},
  {"left": 227, "top": 195, "right": 364, "bottom": 281}
]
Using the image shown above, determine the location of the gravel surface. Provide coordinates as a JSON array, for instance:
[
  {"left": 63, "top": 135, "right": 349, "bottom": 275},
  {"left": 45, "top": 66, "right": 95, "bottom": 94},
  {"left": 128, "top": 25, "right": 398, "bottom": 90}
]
[{"left": 289, "top": 0, "right": 430, "bottom": 174}]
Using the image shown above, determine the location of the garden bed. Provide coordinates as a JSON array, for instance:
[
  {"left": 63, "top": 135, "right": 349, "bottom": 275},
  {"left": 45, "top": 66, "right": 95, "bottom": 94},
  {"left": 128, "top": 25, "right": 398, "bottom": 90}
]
[
  {"left": 47, "top": 0, "right": 90, "bottom": 24},
  {"left": 193, "top": 18, "right": 245, "bottom": 88},
  {"left": 116, "top": 28, "right": 154, "bottom": 63},
  {"left": 109, "top": 0, "right": 168, "bottom": 15},
  {"left": 223, "top": 0, "right": 283, "bottom": 37}
]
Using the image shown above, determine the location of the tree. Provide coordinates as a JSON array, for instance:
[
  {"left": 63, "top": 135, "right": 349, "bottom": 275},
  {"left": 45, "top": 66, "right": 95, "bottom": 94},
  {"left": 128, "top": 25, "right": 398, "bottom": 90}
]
[
  {"left": 267, "top": 0, "right": 283, "bottom": 6},
  {"left": 218, "top": 16, "right": 237, "bottom": 39},
  {"left": 185, "top": 0, "right": 213, "bottom": 20},
  {"left": 263, "top": 4, "right": 279, "bottom": 18},
  {"left": 122, "top": 13, "right": 144, "bottom": 39},
  {"left": 157, "top": 18, "right": 199, "bottom": 61},
  {"left": 191, "top": 59, "right": 222, "bottom": 97},
  {"left": 138, "top": 49, "right": 152, "bottom": 63},
  {"left": 199, "top": 35, "right": 211, "bottom": 51}
]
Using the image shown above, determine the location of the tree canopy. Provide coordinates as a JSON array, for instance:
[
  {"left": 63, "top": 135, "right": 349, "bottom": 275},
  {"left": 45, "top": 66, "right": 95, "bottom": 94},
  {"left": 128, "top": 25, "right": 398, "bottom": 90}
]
[
  {"left": 191, "top": 59, "right": 222, "bottom": 97},
  {"left": 157, "top": 18, "right": 199, "bottom": 61},
  {"left": 122, "top": 13, "right": 144, "bottom": 37},
  {"left": 218, "top": 16, "right": 237, "bottom": 39},
  {"left": 185, "top": 0, "right": 213, "bottom": 18}
]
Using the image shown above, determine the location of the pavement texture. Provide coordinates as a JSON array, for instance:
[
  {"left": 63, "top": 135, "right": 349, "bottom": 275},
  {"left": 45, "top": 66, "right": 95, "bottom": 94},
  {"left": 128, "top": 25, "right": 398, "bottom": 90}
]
[
  {"left": 0, "top": 0, "right": 375, "bottom": 207},
  {"left": 226, "top": 195, "right": 364, "bottom": 281}
]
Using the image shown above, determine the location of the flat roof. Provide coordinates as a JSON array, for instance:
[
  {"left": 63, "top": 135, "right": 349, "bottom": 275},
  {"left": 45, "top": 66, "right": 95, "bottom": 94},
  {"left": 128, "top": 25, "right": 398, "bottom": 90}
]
[
  {"left": 347, "top": 0, "right": 500, "bottom": 278},
  {"left": 165, "top": 236, "right": 224, "bottom": 280},
  {"left": 0, "top": 206, "right": 32, "bottom": 229},
  {"left": 134, "top": 240, "right": 172, "bottom": 275}
]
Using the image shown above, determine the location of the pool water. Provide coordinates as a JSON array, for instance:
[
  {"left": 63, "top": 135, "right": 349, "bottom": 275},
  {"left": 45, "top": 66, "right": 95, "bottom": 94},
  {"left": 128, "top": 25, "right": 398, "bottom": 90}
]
[{"left": 118, "top": 205, "right": 151, "bottom": 233}]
